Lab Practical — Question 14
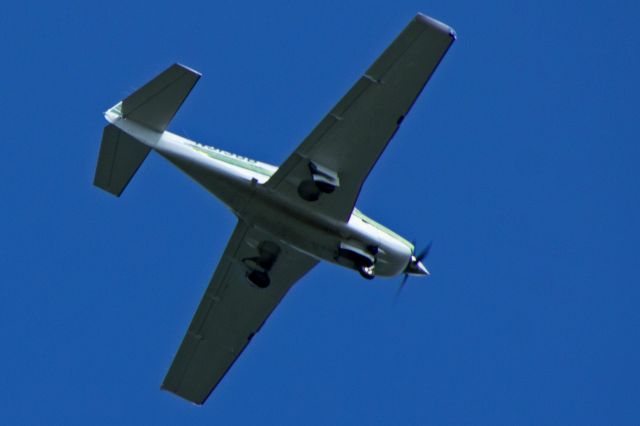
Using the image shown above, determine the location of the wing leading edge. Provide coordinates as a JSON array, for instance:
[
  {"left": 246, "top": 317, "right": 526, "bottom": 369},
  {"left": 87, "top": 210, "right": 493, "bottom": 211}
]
[
  {"left": 162, "top": 221, "right": 318, "bottom": 404},
  {"left": 265, "top": 14, "right": 456, "bottom": 221}
]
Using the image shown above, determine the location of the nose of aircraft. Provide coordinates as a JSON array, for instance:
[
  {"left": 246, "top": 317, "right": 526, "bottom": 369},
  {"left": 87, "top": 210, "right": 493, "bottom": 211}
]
[
  {"left": 405, "top": 255, "right": 430, "bottom": 276},
  {"left": 396, "top": 244, "right": 432, "bottom": 298},
  {"left": 404, "top": 242, "right": 432, "bottom": 277}
]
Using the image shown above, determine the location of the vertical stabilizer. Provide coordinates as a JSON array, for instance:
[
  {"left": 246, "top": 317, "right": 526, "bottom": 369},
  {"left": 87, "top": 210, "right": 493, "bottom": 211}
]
[
  {"left": 94, "top": 63, "right": 201, "bottom": 197},
  {"left": 93, "top": 124, "right": 151, "bottom": 197}
]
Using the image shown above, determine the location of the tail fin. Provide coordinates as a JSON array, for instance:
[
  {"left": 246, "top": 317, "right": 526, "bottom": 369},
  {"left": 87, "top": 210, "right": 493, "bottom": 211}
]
[
  {"left": 120, "top": 63, "right": 201, "bottom": 133},
  {"left": 93, "top": 124, "right": 152, "bottom": 196},
  {"left": 94, "top": 63, "right": 201, "bottom": 196}
]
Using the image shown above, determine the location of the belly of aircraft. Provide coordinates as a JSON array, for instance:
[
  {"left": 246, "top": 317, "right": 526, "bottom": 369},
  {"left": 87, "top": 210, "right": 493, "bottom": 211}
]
[{"left": 240, "top": 185, "right": 411, "bottom": 278}]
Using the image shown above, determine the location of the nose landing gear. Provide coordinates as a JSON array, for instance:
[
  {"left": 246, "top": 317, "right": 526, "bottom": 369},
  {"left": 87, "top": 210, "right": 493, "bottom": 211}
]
[
  {"left": 358, "top": 264, "right": 375, "bottom": 280},
  {"left": 336, "top": 242, "right": 378, "bottom": 280}
]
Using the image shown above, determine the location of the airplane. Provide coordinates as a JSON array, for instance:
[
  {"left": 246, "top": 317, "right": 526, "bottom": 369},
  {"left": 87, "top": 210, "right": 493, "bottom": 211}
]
[{"left": 93, "top": 13, "right": 455, "bottom": 405}]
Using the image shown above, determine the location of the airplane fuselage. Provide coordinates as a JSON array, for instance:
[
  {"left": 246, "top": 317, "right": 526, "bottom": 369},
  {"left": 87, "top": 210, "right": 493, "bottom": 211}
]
[
  {"left": 95, "top": 13, "right": 452, "bottom": 403},
  {"left": 107, "top": 111, "right": 414, "bottom": 278}
]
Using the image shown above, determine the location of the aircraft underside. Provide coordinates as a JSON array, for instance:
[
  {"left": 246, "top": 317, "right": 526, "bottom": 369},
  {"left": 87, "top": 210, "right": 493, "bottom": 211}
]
[
  {"left": 93, "top": 12, "right": 452, "bottom": 404},
  {"left": 154, "top": 130, "right": 413, "bottom": 279}
]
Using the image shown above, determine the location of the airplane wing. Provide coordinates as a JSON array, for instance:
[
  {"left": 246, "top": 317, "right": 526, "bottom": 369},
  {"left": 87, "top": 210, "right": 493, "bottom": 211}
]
[
  {"left": 265, "top": 14, "right": 455, "bottom": 221},
  {"left": 162, "top": 220, "right": 318, "bottom": 405}
]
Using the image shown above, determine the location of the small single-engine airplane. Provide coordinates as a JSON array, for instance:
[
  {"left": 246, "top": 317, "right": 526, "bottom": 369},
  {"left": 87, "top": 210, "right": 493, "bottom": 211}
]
[{"left": 94, "top": 13, "right": 455, "bottom": 405}]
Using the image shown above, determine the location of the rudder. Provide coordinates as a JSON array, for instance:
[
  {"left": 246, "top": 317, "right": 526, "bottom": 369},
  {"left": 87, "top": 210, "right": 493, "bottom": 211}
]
[
  {"left": 94, "top": 63, "right": 201, "bottom": 197},
  {"left": 93, "top": 124, "right": 151, "bottom": 197}
]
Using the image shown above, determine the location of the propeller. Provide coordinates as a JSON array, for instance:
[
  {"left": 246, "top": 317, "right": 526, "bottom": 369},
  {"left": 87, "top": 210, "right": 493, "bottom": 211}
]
[
  {"left": 395, "top": 242, "right": 432, "bottom": 299},
  {"left": 415, "top": 242, "right": 432, "bottom": 264}
]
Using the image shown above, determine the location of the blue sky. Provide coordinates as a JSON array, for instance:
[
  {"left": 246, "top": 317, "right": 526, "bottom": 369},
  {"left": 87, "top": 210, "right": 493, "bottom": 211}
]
[{"left": 2, "top": 1, "right": 639, "bottom": 424}]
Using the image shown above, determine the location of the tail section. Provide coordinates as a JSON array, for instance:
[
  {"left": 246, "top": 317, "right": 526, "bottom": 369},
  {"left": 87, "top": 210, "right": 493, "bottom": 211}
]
[
  {"left": 93, "top": 125, "right": 152, "bottom": 196},
  {"left": 119, "top": 63, "right": 201, "bottom": 133},
  {"left": 94, "top": 63, "right": 201, "bottom": 196}
]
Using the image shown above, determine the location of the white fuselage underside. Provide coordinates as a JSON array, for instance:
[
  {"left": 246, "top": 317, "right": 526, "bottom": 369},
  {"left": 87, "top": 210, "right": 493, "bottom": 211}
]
[{"left": 107, "top": 113, "right": 412, "bottom": 277}]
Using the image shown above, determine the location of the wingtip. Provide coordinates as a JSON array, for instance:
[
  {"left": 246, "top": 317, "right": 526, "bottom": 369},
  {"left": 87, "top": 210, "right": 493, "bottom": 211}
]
[
  {"left": 160, "top": 383, "right": 205, "bottom": 406},
  {"left": 174, "top": 62, "right": 203, "bottom": 77},
  {"left": 415, "top": 13, "right": 457, "bottom": 40}
]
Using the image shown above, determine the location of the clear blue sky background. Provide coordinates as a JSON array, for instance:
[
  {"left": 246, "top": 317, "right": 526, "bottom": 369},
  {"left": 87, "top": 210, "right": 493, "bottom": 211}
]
[{"left": 2, "top": 1, "right": 639, "bottom": 424}]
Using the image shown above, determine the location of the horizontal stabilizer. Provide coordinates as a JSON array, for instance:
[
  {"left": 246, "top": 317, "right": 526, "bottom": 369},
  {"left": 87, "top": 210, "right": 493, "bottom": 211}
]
[
  {"left": 94, "top": 124, "right": 151, "bottom": 197},
  {"left": 121, "top": 63, "right": 201, "bottom": 132}
]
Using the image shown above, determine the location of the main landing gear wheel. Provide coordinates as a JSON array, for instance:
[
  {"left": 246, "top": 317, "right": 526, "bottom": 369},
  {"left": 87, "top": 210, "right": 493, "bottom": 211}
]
[{"left": 247, "top": 270, "right": 270, "bottom": 288}]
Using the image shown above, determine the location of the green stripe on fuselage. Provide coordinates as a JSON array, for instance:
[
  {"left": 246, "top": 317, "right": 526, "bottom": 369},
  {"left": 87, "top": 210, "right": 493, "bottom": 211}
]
[
  {"left": 188, "top": 143, "right": 275, "bottom": 177},
  {"left": 107, "top": 101, "right": 123, "bottom": 116},
  {"left": 352, "top": 208, "right": 414, "bottom": 250},
  {"left": 187, "top": 141, "right": 412, "bottom": 250}
]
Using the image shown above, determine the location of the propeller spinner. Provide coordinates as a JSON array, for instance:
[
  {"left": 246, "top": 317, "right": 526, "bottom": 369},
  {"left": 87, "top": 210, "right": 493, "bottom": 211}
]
[{"left": 396, "top": 242, "right": 432, "bottom": 298}]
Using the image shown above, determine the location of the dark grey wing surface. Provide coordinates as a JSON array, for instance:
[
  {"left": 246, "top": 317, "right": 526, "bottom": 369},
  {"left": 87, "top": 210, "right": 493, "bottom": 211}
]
[
  {"left": 122, "top": 63, "right": 201, "bottom": 133},
  {"left": 93, "top": 125, "right": 151, "bottom": 196},
  {"left": 162, "top": 220, "right": 318, "bottom": 405},
  {"left": 265, "top": 14, "right": 455, "bottom": 221}
]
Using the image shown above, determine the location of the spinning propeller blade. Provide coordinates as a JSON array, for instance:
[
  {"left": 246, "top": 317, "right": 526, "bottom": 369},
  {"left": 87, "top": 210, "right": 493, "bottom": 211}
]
[
  {"left": 395, "top": 241, "right": 432, "bottom": 300},
  {"left": 416, "top": 242, "right": 432, "bottom": 262}
]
